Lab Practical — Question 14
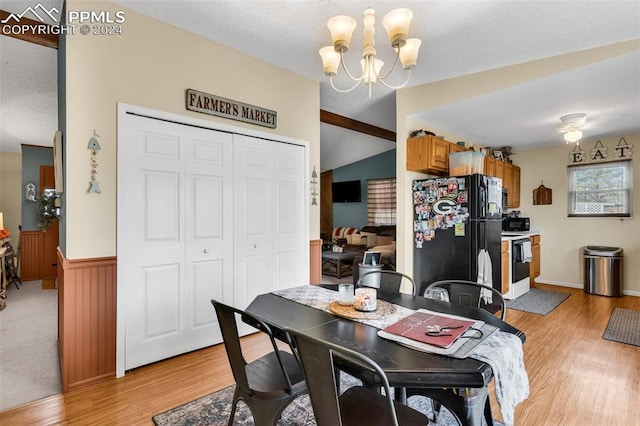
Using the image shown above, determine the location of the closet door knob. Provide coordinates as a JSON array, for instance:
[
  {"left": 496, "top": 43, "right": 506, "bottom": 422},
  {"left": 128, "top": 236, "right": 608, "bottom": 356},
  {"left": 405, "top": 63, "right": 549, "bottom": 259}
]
[{"left": 204, "top": 249, "right": 209, "bottom": 254}]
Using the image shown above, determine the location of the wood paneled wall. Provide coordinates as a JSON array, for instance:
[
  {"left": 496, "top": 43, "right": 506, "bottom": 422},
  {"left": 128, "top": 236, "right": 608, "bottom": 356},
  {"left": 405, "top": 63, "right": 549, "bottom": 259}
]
[
  {"left": 57, "top": 248, "right": 117, "bottom": 392},
  {"left": 20, "top": 231, "right": 42, "bottom": 280},
  {"left": 310, "top": 239, "right": 322, "bottom": 284}
]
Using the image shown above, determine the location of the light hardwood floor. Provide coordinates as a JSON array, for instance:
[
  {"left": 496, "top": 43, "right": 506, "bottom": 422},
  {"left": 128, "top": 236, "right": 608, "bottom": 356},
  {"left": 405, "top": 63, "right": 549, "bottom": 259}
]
[{"left": 1, "top": 283, "right": 638, "bottom": 425}]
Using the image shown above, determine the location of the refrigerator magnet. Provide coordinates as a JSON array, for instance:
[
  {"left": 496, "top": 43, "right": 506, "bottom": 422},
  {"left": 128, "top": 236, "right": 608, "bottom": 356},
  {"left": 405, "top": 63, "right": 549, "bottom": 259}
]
[{"left": 454, "top": 222, "right": 465, "bottom": 236}]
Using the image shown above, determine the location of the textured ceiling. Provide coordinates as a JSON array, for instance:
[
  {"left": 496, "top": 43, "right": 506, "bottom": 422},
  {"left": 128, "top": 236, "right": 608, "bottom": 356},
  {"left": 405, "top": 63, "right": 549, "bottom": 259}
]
[{"left": 1, "top": 0, "right": 639, "bottom": 171}]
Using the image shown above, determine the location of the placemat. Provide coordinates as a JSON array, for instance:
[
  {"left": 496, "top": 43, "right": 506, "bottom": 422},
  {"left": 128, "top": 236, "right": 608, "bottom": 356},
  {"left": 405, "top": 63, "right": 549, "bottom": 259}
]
[{"left": 328, "top": 300, "right": 396, "bottom": 320}]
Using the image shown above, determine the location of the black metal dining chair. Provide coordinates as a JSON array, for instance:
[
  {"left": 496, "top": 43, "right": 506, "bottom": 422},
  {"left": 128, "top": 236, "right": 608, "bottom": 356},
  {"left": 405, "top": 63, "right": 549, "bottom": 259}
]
[
  {"left": 423, "top": 279, "right": 507, "bottom": 320},
  {"left": 285, "top": 327, "right": 430, "bottom": 426},
  {"left": 356, "top": 270, "right": 416, "bottom": 295},
  {"left": 407, "top": 279, "right": 508, "bottom": 425},
  {"left": 211, "top": 299, "right": 308, "bottom": 426}
]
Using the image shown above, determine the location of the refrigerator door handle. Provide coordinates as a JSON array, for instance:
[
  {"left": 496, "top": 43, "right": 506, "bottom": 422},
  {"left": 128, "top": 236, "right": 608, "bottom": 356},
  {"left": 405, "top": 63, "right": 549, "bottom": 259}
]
[{"left": 478, "top": 186, "right": 486, "bottom": 219}]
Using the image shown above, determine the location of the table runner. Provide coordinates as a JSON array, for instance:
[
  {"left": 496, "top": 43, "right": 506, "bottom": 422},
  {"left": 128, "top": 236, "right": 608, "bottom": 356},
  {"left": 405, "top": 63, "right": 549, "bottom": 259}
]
[{"left": 272, "top": 285, "right": 529, "bottom": 425}]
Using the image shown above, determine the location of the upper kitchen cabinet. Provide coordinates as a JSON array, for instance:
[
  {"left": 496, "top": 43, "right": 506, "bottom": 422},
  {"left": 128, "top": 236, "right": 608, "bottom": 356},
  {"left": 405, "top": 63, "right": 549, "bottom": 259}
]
[
  {"left": 485, "top": 155, "right": 496, "bottom": 177},
  {"left": 502, "top": 162, "right": 521, "bottom": 208},
  {"left": 484, "top": 155, "right": 504, "bottom": 180},
  {"left": 485, "top": 155, "right": 518, "bottom": 208},
  {"left": 407, "top": 136, "right": 454, "bottom": 175}
]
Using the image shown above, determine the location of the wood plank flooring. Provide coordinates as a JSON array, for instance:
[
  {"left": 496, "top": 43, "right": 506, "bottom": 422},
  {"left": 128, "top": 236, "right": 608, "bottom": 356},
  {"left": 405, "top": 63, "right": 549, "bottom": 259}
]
[{"left": 1, "top": 283, "right": 638, "bottom": 425}]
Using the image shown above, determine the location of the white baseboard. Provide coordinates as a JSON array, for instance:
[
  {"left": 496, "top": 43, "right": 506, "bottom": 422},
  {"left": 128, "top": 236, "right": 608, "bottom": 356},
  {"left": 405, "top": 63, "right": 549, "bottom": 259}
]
[
  {"left": 535, "top": 278, "right": 582, "bottom": 289},
  {"left": 536, "top": 278, "right": 640, "bottom": 297}
]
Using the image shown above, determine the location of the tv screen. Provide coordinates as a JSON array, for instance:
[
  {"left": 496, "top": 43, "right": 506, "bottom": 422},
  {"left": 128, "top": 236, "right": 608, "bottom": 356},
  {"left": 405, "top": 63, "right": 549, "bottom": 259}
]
[{"left": 332, "top": 180, "right": 361, "bottom": 203}]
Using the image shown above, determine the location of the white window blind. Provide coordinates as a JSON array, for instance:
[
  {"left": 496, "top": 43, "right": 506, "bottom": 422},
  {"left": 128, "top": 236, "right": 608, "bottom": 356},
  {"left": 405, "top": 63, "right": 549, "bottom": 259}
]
[
  {"left": 567, "top": 160, "right": 633, "bottom": 217},
  {"left": 367, "top": 178, "right": 396, "bottom": 225}
]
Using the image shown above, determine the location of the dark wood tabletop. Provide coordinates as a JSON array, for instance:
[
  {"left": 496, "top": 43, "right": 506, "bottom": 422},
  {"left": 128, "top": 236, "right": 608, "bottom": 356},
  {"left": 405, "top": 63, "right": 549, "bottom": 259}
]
[{"left": 245, "top": 285, "right": 525, "bottom": 390}]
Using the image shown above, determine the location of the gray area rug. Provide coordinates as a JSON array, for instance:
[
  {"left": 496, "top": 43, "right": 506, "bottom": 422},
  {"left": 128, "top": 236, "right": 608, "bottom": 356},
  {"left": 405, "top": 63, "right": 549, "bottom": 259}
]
[
  {"left": 602, "top": 308, "right": 640, "bottom": 347},
  {"left": 153, "top": 373, "right": 500, "bottom": 425},
  {"left": 0, "top": 280, "right": 61, "bottom": 410},
  {"left": 506, "top": 288, "right": 570, "bottom": 315}
]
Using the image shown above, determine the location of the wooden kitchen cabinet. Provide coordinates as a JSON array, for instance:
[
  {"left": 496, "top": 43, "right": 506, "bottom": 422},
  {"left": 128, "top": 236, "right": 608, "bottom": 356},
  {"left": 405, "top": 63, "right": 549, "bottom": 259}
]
[
  {"left": 501, "top": 240, "right": 510, "bottom": 294},
  {"left": 449, "top": 142, "right": 467, "bottom": 154},
  {"left": 502, "top": 162, "right": 521, "bottom": 208},
  {"left": 494, "top": 159, "right": 504, "bottom": 180},
  {"left": 406, "top": 136, "right": 453, "bottom": 175},
  {"left": 530, "top": 234, "right": 540, "bottom": 285},
  {"left": 484, "top": 155, "right": 495, "bottom": 176},
  {"left": 484, "top": 155, "right": 504, "bottom": 181}
]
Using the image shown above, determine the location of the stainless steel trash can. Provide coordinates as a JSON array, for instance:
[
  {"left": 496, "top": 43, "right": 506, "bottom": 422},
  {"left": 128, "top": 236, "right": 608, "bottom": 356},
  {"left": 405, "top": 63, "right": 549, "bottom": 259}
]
[
  {"left": 582, "top": 246, "right": 623, "bottom": 297},
  {"left": 358, "top": 264, "right": 383, "bottom": 288}
]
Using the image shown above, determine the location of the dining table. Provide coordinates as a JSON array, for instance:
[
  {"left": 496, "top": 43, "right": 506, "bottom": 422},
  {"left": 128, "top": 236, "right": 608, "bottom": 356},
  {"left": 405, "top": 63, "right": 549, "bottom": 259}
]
[{"left": 245, "top": 284, "right": 528, "bottom": 426}]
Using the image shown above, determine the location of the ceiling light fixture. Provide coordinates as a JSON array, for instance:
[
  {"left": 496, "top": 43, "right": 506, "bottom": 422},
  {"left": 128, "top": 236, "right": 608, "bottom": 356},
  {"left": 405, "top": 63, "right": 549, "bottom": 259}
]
[
  {"left": 559, "top": 113, "right": 587, "bottom": 145},
  {"left": 319, "top": 7, "right": 421, "bottom": 98}
]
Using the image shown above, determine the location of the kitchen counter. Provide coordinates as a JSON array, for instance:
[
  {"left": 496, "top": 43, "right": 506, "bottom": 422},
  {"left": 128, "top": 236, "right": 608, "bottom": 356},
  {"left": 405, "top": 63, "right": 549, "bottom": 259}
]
[{"left": 501, "top": 231, "right": 540, "bottom": 241}]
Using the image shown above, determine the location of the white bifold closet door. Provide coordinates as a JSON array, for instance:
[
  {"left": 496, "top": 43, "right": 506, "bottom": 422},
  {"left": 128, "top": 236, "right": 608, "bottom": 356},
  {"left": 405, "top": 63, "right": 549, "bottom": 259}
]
[{"left": 118, "top": 112, "right": 306, "bottom": 371}]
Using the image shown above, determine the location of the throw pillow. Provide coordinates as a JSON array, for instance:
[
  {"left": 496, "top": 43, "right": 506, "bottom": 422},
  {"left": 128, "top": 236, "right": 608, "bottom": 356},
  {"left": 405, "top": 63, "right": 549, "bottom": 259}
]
[
  {"left": 359, "top": 232, "right": 377, "bottom": 248},
  {"left": 349, "top": 233, "right": 366, "bottom": 246}
]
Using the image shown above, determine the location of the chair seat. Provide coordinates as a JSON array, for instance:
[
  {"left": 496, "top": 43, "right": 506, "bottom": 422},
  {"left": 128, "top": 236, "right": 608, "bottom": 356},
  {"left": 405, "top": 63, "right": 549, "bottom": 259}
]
[
  {"left": 340, "top": 386, "right": 429, "bottom": 426},
  {"left": 246, "top": 351, "right": 306, "bottom": 395}
]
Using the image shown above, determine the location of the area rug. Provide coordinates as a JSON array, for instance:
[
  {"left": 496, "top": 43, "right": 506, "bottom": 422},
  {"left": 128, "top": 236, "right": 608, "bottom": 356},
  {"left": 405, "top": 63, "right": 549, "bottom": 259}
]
[
  {"left": 506, "top": 288, "right": 570, "bottom": 315},
  {"left": 152, "top": 373, "right": 496, "bottom": 425},
  {"left": 602, "top": 308, "right": 640, "bottom": 347}
]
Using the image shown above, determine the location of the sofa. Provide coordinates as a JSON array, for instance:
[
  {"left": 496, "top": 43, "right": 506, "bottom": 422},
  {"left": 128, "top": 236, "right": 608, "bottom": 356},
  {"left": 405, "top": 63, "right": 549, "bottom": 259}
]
[
  {"left": 326, "top": 226, "right": 397, "bottom": 283},
  {"left": 329, "top": 225, "right": 396, "bottom": 253}
]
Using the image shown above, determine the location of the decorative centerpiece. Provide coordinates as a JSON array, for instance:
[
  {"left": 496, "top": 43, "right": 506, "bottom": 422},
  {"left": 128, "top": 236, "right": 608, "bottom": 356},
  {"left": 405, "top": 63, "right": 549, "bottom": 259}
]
[{"left": 354, "top": 288, "right": 377, "bottom": 312}]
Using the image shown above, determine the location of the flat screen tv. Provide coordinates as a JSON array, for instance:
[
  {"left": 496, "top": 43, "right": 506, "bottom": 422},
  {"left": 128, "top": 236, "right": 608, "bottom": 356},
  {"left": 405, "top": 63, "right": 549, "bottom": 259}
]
[{"left": 332, "top": 180, "right": 361, "bottom": 203}]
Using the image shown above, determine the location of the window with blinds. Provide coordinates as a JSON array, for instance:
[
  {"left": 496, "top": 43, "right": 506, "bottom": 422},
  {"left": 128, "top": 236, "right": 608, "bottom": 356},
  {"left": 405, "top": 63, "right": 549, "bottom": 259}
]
[
  {"left": 367, "top": 178, "right": 397, "bottom": 225},
  {"left": 567, "top": 160, "right": 633, "bottom": 217}
]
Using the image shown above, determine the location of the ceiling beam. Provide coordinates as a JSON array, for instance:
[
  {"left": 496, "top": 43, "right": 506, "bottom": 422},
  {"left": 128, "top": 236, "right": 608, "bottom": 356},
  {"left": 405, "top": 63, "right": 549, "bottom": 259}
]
[
  {"left": 0, "top": 10, "right": 59, "bottom": 49},
  {"left": 320, "top": 109, "right": 396, "bottom": 142}
]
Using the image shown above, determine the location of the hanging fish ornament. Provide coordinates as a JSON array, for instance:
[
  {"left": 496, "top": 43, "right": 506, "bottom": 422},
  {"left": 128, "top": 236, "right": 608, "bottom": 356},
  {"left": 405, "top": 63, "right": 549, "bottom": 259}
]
[{"left": 88, "top": 130, "right": 102, "bottom": 194}]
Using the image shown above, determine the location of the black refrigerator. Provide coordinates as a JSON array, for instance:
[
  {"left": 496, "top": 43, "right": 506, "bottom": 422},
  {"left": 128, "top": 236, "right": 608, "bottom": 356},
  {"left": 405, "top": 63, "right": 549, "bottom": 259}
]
[{"left": 412, "top": 174, "right": 503, "bottom": 296}]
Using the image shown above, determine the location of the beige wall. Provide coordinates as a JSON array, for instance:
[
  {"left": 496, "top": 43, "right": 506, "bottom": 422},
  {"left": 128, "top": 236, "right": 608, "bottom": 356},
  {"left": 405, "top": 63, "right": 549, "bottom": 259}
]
[
  {"left": 0, "top": 152, "right": 22, "bottom": 239},
  {"left": 517, "top": 135, "right": 639, "bottom": 294},
  {"left": 396, "top": 39, "right": 640, "bottom": 295},
  {"left": 64, "top": 0, "right": 320, "bottom": 259}
]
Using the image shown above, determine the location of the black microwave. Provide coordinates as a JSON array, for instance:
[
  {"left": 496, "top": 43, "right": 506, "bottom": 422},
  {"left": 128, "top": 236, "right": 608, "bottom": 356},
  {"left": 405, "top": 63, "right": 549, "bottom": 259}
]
[{"left": 503, "top": 217, "right": 530, "bottom": 232}]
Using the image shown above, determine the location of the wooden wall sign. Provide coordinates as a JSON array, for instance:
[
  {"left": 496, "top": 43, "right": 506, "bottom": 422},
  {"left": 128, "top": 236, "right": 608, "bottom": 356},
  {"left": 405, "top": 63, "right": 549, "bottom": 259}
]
[
  {"left": 533, "top": 182, "right": 552, "bottom": 205},
  {"left": 590, "top": 140, "right": 608, "bottom": 161},
  {"left": 186, "top": 89, "right": 277, "bottom": 129},
  {"left": 614, "top": 137, "right": 632, "bottom": 158},
  {"left": 568, "top": 144, "right": 584, "bottom": 163}
]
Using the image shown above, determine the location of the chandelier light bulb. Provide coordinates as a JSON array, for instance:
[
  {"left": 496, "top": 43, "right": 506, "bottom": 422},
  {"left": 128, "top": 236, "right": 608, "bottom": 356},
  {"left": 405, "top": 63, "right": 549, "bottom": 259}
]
[
  {"left": 399, "top": 38, "right": 422, "bottom": 69},
  {"left": 327, "top": 15, "right": 357, "bottom": 53},
  {"left": 319, "top": 46, "right": 340, "bottom": 76},
  {"left": 382, "top": 8, "right": 413, "bottom": 47}
]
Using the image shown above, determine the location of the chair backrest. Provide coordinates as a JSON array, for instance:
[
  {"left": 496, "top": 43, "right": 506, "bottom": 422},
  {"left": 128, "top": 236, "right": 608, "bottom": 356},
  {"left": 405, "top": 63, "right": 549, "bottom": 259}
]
[
  {"left": 423, "top": 279, "right": 507, "bottom": 320},
  {"left": 356, "top": 270, "right": 416, "bottom": 295},
  {"left": 211, "top": 299, "right": 295, "bottom": 392},
  {"left": 285, "top": 327, "right": 399, "bottom": 426}
]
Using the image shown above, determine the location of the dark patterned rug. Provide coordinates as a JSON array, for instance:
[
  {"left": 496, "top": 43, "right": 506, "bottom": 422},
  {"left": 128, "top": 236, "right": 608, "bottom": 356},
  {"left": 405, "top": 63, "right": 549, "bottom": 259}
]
[
  {"left": 152, "top": 373, "right": 500, "bottom": 425},
  {"left": 603, "top": 308, "right": 640, "bottom": 347},
  {"left": 506, "top": 288, "right": 570, "bottom": 315}
]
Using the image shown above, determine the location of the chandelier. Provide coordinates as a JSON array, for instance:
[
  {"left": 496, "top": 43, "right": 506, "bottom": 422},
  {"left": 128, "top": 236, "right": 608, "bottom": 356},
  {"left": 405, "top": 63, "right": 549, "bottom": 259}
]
[
  {"left": 559, "top": 113, "right": 586, "bottom": 144},
  {"left": 319, "top": 7, "right": 421, "bottom": 97}
]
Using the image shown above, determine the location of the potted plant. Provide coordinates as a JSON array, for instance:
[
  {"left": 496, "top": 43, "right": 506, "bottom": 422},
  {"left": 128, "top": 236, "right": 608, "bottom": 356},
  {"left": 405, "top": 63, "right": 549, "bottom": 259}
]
[{"left": 37, "top": 190, "right": 60, "bottom": 231}]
